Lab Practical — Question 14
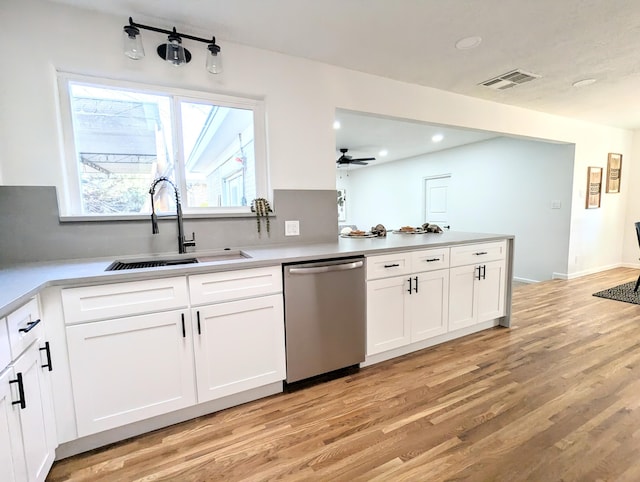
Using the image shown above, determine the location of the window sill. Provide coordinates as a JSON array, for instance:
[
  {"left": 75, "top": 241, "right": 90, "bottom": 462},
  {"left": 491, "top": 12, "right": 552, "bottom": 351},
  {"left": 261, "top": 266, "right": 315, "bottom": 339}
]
[{"left": 59, "top": 212, "right": 275, "bottom": 223}]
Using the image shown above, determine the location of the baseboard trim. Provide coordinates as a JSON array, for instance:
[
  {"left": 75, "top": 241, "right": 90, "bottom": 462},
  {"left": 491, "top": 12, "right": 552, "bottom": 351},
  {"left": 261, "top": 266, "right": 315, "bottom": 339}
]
[
  {"left": 554, "top": 262, "right": 625, "bottom": 280},
  {"left": 513, "top": 276, "right": 539, "bottom": 284}
]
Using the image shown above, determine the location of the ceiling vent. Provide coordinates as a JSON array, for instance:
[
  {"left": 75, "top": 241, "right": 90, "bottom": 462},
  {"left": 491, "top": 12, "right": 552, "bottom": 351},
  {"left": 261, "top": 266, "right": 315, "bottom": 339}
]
[{"left": 480, "top": 69, "right": 541, "bottom": 90}]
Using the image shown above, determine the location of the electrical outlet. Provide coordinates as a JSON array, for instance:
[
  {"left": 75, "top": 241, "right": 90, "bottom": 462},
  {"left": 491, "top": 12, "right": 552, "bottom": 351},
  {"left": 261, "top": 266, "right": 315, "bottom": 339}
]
[
  {"left": 551, "top": 200, "right": 562, "bottom": 209},
  {"left": 285, "top": 220, "right": 300, "bottom": 236}
]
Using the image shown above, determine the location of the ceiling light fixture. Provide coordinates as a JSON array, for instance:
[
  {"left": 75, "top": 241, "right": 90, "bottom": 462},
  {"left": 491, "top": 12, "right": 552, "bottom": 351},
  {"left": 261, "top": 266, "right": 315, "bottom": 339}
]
[
  {"left": 378, "top": 149, "right": 388, "bottom": 156},
  {"left": 123, "top": 17, "right": 222, "bottom": 74},
  {"left": 572, "top": 78, "right": 597, "bottom": 88},
  {"left": 455, "top": 36, "right": 482, "bottom": 50},
  {"left": 333, "top": 120, "right": 341, "bottom": 129},
  {"left": 432, "top": 134, "right": 444, "bottom": 142}
]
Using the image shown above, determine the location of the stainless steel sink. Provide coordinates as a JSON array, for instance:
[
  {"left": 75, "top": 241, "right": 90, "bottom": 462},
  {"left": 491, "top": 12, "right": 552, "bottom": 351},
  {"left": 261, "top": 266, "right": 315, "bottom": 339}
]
[{"left": 105, "top": 250, "right": 251, "bottom": 271}]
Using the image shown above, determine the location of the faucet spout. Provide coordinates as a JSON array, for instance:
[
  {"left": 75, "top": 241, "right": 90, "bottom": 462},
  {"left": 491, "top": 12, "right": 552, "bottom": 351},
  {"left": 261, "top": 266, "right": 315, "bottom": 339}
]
[{"left": 149, "top": 177, "right": 196, "bottom": 254}]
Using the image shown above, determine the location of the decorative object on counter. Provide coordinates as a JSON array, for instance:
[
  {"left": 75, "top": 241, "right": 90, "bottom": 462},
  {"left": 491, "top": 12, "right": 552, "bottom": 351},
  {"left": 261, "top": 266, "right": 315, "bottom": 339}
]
[
  {"left": 370, "top": 224, "right": 387, "bottom": 237},
  {"left": 423, "top": 223, "right": 444, "bottom": 233},
  {"left": 123, "top": 17, "right": 222, "bottom": 73},
  {"left": 606, "top": 153, "right": 622, "bottom": 193},
  {"left": 337, "top": 189, "right": 346, "bottom": 221},
  {"left": 586, "top": 166, "right": 603, "bottom": 208},
  {"left": 251, "top": 198, "right": 272, "bottom": 235}
]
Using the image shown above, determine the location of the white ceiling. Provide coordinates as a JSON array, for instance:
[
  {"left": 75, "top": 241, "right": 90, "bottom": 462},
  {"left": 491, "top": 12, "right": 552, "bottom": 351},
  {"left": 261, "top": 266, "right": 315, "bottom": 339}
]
[{"left": 47, "top": 0, "right": 640, "bottom": 165}]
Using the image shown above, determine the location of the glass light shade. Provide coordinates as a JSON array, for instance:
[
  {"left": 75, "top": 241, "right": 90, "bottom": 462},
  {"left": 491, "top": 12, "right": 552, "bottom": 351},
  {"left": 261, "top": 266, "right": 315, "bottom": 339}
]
[
  {"left": 165, "top": 39, "right": 186, "bottom": 66},
  {"left": 206, "top": 50, "right": 223, "bottom": 74},
  {"left": 123, "top": 29, "right": 145, "bottom": 60}
]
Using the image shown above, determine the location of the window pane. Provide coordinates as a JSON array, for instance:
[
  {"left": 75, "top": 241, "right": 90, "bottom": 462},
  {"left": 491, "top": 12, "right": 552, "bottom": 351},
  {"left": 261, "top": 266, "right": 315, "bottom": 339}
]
[
  {"left": 180, "top": 101, "right": 255, "bottom": 208},
  {"left": 68, "top": 83, "right": 175, "bottom": 214}
]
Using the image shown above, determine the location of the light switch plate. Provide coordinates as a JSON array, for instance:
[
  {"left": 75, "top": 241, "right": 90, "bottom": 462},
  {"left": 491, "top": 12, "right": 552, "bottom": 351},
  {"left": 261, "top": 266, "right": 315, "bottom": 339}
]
[{"left": 285, "top": 220, "right": 300, "bottom": 236}]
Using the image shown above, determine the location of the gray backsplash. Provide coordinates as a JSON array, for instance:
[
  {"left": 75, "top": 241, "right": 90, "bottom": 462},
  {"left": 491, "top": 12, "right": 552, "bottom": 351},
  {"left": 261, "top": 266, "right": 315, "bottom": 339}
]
[{"left": 0, "top": 187, "right": 338, "bottom": 266}]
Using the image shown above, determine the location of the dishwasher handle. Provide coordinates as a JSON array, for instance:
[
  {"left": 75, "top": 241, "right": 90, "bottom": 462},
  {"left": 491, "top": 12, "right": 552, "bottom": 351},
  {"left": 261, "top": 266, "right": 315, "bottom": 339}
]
[{"left": 288, "top": 260, "right": 364, "bottom": 275}]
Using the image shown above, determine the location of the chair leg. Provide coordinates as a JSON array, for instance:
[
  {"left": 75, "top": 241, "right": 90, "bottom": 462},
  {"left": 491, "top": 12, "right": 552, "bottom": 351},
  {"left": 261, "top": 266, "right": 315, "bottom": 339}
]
[{"left": 634, "top": 275, "right": 640, "bottom": 293}]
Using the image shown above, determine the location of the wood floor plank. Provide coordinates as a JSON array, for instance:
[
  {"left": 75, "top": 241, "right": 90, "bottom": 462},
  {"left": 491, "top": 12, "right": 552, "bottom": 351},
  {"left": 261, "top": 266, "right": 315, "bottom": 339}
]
[{"left": 47, "top": 267, "right": 640, "bottom": 481}]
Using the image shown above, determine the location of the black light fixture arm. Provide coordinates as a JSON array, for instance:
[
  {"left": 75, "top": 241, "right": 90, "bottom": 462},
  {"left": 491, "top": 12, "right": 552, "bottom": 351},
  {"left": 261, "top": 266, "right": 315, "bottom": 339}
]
[{"left": 127, "top": 17, "right": 220, "bottom": 51}]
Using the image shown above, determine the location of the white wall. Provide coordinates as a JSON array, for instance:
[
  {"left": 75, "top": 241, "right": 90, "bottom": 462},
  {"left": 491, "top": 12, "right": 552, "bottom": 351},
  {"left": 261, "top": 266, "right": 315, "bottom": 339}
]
[
  {"left": 0, "top": 0, "right": 637, "bottom": 277},
  {"left": 342, "top": 137, "right": 574, "bottom": 282}
]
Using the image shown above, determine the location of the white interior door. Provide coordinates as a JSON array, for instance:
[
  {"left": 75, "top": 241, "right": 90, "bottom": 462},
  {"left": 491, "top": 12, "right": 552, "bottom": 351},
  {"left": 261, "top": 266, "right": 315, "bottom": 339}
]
[{"left": 424, "top": 175, "right": 450, "bottom": 229}]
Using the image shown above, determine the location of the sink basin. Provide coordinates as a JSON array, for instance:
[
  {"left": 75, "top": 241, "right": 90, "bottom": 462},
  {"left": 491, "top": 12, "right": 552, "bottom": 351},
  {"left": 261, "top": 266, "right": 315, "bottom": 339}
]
[
  {"left": 197, "top": 250, "right": 251, "bottom": 263},
  {"left": 105, "top": 250, "right": 251, "bottom": 271}
]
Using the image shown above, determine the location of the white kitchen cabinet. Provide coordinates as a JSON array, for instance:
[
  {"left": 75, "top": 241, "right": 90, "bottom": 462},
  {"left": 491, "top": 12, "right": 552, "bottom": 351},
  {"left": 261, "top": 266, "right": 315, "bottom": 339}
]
[
  {"left": 449, "top": 241, "right": 507, "bottom": 331},
  {"left": 0, "top": 367, "right": 27, "bottom": 482},
  {"left": 1, "top": 298, "right": 56, "bottom": 482},
  {"left": 410, "top": 269, "right": 450, "bottom": 342},
  {"left": 366, "top": 276, "right": 410, "bottom": 355},
  {"left": 367, "top": 248, "right": 450, "bottom": 356},
  {"left": 192, "top": 294, "right": 285, "bottom": 402},
  {"left": 66, "top": 310, "right": 196, "bottom": 437}
]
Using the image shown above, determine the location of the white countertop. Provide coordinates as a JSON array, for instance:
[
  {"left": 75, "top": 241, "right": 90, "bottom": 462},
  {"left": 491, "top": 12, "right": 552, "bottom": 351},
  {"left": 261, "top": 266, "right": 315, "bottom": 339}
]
[{"left": 0, "top": 231, "right": 513, "bottom": 318}]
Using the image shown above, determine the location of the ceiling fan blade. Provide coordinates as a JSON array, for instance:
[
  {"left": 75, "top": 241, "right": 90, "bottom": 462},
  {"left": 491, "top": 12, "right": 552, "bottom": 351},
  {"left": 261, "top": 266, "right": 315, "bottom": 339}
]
[
  {"left": 352, "top": 157, "right": 375, "bottom": 162},
  {"left": 350, "top": 160, "right": 369, "bottom": 165}
]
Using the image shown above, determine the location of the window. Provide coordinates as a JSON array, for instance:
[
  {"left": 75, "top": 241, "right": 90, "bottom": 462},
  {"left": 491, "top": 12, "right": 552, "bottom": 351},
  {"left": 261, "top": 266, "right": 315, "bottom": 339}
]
[{"left": 58, "top": 75, "right": 266, "bottom": 216}]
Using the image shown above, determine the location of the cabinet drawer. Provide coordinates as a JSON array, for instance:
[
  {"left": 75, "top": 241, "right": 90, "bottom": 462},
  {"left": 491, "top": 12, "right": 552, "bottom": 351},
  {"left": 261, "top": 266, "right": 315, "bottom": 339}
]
[
  {"left": 189, "top": 266, "right": 282, "bottom": 306},
  {"left": 366, "top": 252, "right": 412, "bottom": 280},
  {"left": 411, "top": 248, "right": 449, "bottom": 272},
  {"left": 62, "top": 277, "right": 188, "bottom": 324},
  {"left": 450, "top": 241, "right": 507, "bottom": 267},
  {"left": 7, "top": 298, "right": 42, "bottom": 359}
]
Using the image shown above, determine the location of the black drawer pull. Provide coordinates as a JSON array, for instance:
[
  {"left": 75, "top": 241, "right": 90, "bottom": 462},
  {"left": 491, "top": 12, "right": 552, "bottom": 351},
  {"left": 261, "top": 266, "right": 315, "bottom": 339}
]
[
  {"left": 181, "top": 313, "right": 186, "bottom": 338},
  {"left": 384, "top": 263, "right": 400, "bottom": 268},
  {"left": 414, "top": 276, "right": 419, "bottom": 293},
  {"left": 18, "top": 318, "right": 41, "bottom": 333},
  {"left": 473, "top": 251, "right": 488, "bottom": 256},
  {"left": 40, "top": 341, "right": 53, "bottom": 371},
  {"left": 425, "top": 258, "right": 440, "bottom": 262},
  {"left": 9, "top": 373, "right": 26, "bottom": 409},
  {"left": 407, "top": 277, "right": 413, "bottom": 294},
  {"left": 197, "top": 311, "right": 201, "bottom": 335}
]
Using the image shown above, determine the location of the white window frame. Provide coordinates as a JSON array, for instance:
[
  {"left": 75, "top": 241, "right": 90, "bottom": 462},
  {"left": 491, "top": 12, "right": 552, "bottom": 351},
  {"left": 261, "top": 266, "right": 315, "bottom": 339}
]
[{"left": 56, "top": 72, "right": 269, "bottom": 218}]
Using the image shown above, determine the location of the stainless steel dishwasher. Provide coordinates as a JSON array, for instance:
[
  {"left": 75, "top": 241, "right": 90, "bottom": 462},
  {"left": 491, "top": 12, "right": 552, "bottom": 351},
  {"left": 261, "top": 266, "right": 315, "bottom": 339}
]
[{"left": 283, "top": 256, "right": 366, "bottom": 383}]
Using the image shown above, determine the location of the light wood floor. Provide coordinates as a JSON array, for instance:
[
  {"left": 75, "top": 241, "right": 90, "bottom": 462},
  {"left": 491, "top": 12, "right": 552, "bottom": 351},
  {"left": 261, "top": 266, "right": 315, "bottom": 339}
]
[{"left": 48, "top": 267, "right": 640, "bottom": 481}]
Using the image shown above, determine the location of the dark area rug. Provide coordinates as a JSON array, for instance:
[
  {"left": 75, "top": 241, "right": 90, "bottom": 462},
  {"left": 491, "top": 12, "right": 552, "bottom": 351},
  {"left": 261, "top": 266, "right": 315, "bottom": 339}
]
[{"left": 593, "top": 281, "right": 640, "bottom": 305}]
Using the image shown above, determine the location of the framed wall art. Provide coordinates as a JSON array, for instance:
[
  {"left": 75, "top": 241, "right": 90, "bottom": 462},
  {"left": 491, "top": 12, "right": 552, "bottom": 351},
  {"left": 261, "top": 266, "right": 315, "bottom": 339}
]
[
  {"left": 606, "top": 153, "right": 622, "bottom": 193},
  {"left": 337, "top": 189, "right": 346, "bottom": 221},
  {"left": 586, "top": 166, "right": 603, "bottom": 209}
]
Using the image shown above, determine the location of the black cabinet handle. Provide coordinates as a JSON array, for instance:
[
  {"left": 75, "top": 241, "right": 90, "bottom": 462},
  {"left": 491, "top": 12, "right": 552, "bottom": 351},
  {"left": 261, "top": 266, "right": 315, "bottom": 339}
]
[
  {"left": 384, "top": 263, "right": 400, "bottom": 268},
  {"left": 181, "top": 313, "right": 186, "bottom": 338},
  {"left": 9, "top": 373, "right": 26, "bottom": 409},
  {"left": 425, "top": 258, "right": 440, "bottom": 262},
  {"left": 473, "top": 251, "right": 488, "bottom": 256},
  {"left": 197, "top": 311, "right": 201, "bottom": 335},
  {"left": 407, "top": 277, "right": 413, "bottom": 294},
  {"left": 18, "top": 318, "right": 41, "bottom": 333},
  {"left": 482, "top": 265, "right": 487, "bottom": 280},
  {"left": 40, "top": 341, "right": 53, "bottom": 371},
  {"left": 414, "top": 276, "right": 419, "bottom": 293},
  {"left": 476, "top": 266, "right": 482, "bottom": 280}
]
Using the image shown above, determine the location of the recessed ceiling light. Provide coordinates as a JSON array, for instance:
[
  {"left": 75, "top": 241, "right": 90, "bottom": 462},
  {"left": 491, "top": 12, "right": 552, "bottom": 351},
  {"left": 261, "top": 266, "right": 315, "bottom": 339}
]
[
  {"left": 455, "top": 36, "right": 482, "bottom": 50},
  {"left": 333, "top": 120, "right": 341, "bottom": 129},
  {"left": 572, "top": 78, "right": 597, "bottom": 88},
  {"left": 432, "top": 134, "right": 444, "bottom": 143},
  {"left": 378, "top": 149, "right": 388, "bottom": 157}
]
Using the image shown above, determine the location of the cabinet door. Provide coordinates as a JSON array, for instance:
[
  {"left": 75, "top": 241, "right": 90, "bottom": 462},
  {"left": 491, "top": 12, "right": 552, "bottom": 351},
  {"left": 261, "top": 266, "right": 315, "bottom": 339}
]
[
  {"left": 477, "top": 260, "right": 506, "bottom": 322},
  {"left": 12, "top": 342, "right": 55, "bottom": 482},
  {"left": 0, "top": 368, "right": 27, "bottom": 482},
  {"left": 410, "top": 270, "right": 449, "bottom": 342},
  {"left": 448, "top": 264, "right": 478, "bottom": 331},
  {"left": 192, "top": 295, "right": 285, "bottom": 402},
  {"left": 66, "top": 310, "right": 196, "bottom": 436},
  {"left": 367, "top": 276, "right": 410, "bottom": 355}
]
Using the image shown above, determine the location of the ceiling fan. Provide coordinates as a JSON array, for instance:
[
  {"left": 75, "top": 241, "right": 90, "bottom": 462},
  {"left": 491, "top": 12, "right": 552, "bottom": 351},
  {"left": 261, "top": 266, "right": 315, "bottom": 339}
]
[{"left": 336, "top": 148, "right": 375, "bottom": 166}]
